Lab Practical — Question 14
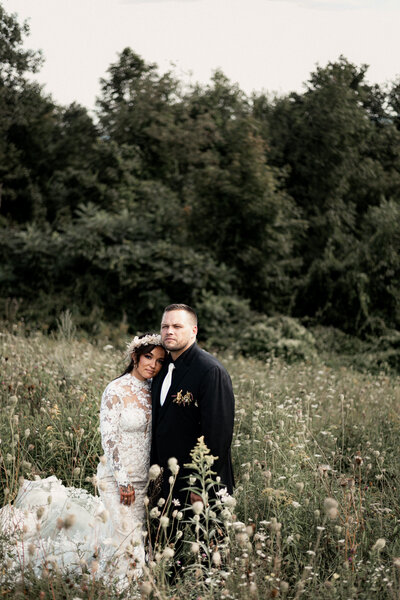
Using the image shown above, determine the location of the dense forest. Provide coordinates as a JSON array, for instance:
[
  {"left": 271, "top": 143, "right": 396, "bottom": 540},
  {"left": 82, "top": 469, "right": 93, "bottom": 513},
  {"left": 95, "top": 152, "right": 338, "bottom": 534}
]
[{"left": 1, "top": 4, "right": 399, "bottom": 358}]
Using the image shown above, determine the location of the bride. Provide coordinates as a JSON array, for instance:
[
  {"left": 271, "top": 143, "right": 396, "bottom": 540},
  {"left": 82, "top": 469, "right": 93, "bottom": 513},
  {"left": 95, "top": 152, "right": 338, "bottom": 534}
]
[{"left": 0, "top": 334, "right": 166, "bottom": 587}]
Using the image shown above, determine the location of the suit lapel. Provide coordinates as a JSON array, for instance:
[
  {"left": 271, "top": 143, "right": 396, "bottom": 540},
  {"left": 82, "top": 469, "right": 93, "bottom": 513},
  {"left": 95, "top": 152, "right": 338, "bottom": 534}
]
[{"left": 157, "top": 343, "right": 199, "bottom": 420}]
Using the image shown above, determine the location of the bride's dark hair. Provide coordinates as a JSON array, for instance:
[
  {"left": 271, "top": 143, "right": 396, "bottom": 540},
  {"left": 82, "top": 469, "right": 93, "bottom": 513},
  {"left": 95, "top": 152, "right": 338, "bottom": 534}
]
[{"left": 118, "top": 333, "right": 165, "bottom": 378}]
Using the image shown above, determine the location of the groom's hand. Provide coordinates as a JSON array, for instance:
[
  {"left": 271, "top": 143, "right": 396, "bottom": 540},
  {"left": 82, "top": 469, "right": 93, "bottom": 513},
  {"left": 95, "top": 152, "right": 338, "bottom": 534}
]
[
  {"left": 190, "top": 492, "right": 203, "bottom": 504},
  {"left": 119, "top": 484, "right": 135, "bottom": 505}
]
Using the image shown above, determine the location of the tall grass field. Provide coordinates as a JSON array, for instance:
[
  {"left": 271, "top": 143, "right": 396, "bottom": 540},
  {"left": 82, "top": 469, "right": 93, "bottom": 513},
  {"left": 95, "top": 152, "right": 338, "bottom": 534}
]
[{"left": 1, "top": 325, "right": 400, "bottom": 599}]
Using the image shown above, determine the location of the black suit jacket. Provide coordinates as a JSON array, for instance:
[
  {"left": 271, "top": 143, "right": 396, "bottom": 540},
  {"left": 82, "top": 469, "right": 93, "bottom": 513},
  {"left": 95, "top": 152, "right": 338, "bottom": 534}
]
[{"left": 151, "top": 342, "right": 235, "bottom": 503}]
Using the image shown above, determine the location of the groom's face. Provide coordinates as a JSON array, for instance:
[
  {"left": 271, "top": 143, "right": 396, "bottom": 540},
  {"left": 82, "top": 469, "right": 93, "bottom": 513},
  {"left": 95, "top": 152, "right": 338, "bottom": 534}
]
[{"left": 161, "top": 309, "right": 197, "bottom": 357}]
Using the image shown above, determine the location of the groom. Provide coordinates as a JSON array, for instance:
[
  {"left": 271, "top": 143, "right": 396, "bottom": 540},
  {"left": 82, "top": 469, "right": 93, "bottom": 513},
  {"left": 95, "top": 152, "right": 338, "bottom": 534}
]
[{"left": 151, "top": 304, "right": 235, "bottom": 506}]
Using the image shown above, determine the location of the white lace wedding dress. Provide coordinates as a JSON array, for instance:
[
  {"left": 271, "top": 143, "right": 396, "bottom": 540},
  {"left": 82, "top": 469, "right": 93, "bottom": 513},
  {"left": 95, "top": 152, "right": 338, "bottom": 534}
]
[{"left": 0, "top": 373, "right": 152, "bottom": 588}]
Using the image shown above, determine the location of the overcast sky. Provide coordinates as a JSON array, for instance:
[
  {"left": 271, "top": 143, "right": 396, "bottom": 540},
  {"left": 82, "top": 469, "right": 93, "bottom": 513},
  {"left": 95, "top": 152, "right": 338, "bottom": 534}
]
[{"left": 4, "top": 0, "right": 400, "bottom": 112}]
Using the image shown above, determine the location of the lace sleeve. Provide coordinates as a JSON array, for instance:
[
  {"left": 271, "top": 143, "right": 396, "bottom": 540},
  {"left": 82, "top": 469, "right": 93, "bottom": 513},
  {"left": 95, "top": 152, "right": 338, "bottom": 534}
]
[{"left": 100, "top": 381, "right": 130, "bottom": 487}]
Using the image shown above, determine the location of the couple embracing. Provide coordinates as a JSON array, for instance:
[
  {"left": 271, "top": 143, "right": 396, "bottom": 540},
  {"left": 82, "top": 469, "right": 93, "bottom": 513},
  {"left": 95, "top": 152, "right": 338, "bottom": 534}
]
[{"left": 0, "top": 303, "right": 235, "bottom": 588}]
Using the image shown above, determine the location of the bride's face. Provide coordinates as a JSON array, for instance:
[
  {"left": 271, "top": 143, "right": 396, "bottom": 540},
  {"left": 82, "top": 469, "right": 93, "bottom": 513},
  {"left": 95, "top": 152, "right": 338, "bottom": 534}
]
[{"left": 134, "top": 346, "right": 166, "bottom": 380}]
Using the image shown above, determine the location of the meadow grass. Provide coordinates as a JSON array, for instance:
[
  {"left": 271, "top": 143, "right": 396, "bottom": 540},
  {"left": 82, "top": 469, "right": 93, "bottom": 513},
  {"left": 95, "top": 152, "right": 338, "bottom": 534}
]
[{"left": 0, "top": 325, "right": 400, "bottom": 599}]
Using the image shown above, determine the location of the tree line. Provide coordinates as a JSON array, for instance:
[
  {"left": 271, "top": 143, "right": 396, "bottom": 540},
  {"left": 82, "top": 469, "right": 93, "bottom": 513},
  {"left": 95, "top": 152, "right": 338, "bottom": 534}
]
[{"left": 1, "top": 3, "right": 399, "bottom": 350}]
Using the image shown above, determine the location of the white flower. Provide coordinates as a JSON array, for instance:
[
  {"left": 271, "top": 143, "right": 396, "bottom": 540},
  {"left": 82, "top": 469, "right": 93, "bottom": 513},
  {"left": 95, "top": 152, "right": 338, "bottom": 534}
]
[
  {"left": 192, "top": 501, "right": 204, "bottom": 515},
  {"left": 191, "top": 542, "right": 200, "bottom": 553},
  {"left": 126, "top": 334, "right": 162, "bottom": 359},
  {"left": 212, "top": 551, "right": 221, "bottom": 566},
  {"left": 148, "top": 464, "right": 161, "bottom": 480},
  {"left": 163, "top": 547, "right": 175, "bottom": 559},
  {"left": 222, "top": 495, "right": 237, "bottom": 509},
  {"left": 168, "top": 457, "right": 179, "bottom": 475},
  {"left": 160, "top": 516, "right": 169, "bottom": 528},
  {"left": 150, "top": 507, "right": 160, "bottom": 518}
]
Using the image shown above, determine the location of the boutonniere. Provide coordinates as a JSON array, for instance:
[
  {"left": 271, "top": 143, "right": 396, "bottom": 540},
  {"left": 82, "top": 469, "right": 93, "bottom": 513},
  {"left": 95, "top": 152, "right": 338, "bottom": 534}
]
[{"left": 172, "top": 390, "right": 198, "bottom": 407}]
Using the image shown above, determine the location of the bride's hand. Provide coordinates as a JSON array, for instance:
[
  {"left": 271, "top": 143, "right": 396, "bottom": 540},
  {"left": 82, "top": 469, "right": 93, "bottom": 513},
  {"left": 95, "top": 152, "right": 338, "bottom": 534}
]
[{"left": 119, "top": 484, "right": 135, "bottom": 506}]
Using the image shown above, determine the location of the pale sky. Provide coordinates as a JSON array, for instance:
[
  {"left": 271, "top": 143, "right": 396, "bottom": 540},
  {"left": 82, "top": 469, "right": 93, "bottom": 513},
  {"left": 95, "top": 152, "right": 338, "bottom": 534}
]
[{"left": 3, "top": 0, "right": 400, "bottom": 112}]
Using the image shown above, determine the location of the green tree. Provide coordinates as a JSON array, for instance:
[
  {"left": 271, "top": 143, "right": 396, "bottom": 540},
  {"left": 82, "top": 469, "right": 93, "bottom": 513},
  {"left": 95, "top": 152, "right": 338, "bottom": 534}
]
[
  {"left": 183, "top": 72, "right": 303, "bottom": 313},
  {"left": 254, "top": 56, "right": 400, "bottom": 331}
]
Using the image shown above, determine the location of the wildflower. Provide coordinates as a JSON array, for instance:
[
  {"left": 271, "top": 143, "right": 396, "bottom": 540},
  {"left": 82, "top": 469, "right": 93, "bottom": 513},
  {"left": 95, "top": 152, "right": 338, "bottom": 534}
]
[
  {"left": 192, "top": 501, "right": 204, "bottom": 515},
  {"left": 160, "top": 516, "right": 169, "bottom": 528},
  {"left": 246, "top": 524, "right": 255, "bottom": 537},
  {"left": 163, "top": 547, "right": 175, "bottom": 559},
  {"left": 249, "top": 582, "right": 258, "bottom": 596},
  {"left": 73, "top": 467, "right": 81, "bottom": 476},
  {"left": 191, "top": 542, "right": 200, "bottom": 553},
  {"left": 354, "top": 452, "right": 363, "bottom": 466},
  {"left": 36, "top": 506, "right": 45, "bottom": 520},
  {"left": 292, "top": 501, "right": 301, "bottom": 509},
  {"left": 295, "top": 482, "right": 304, "bottom": 493},
  {"left": 286, "top": 535, "right": 294, "bottom": 544},
  {"left": 24, "top": 428, "right": 30, "bottom": 438},
  {"left": 157, "top": 497, "right": 166, "bottom": 507},
  {"left": 140, "top": 581, "right": 152, "bottom": 595},
  {"left": 212, "top": 551, "right": 222, "bottom": 566},
  {"left": 324, "top": 497, "right": 339, "bottom": 519},
  {"left": 150, "top": 507, "right": 160, "bottom": 518},
  {"left": 148, "top": 464, "right": 161, "bottom": 480},
  {"left": 222, "top": 495, "right": 237, "bottom": 509},
  {"left": 280, "top": 581, "right": 289, "bottom": 593},
  {"left": 393, "top": 557, "right": 400, "bottom": 568},
  {"left": 270, "top": 518, "right": 282, "bottom": 533},
  {"left": 372, "top": 538, "right": 386, "bottom": 552},
  {"left": 168, "top": 457, "right": 179, "bottom": 475},
  {"left": 221, "top": 508, "right": 232, "bottom": 521}
]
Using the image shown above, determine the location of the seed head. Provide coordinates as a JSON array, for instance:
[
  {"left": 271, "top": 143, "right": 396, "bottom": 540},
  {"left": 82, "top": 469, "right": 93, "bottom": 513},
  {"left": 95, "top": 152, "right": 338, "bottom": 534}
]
[
  {"left": 372, "top": 538, "right": 386, "bottom": 552},
  {"left": 148, "top": 464, "right": 161, "bottom": 480},
  {"left": 192, "top": 501, "right": 204, "bottom": 515}
]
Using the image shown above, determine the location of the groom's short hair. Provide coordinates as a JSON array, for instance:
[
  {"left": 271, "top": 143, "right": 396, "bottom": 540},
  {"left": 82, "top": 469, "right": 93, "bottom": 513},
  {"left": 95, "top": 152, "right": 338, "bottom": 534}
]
[{"left": 163, "top": 303, "right": 198, "bottom": 326}]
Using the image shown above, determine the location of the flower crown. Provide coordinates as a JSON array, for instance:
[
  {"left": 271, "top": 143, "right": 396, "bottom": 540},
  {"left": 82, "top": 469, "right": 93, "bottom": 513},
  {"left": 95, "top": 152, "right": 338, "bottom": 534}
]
[{"left": 126, "top": 334, "right": 163, "bottom": 359}]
